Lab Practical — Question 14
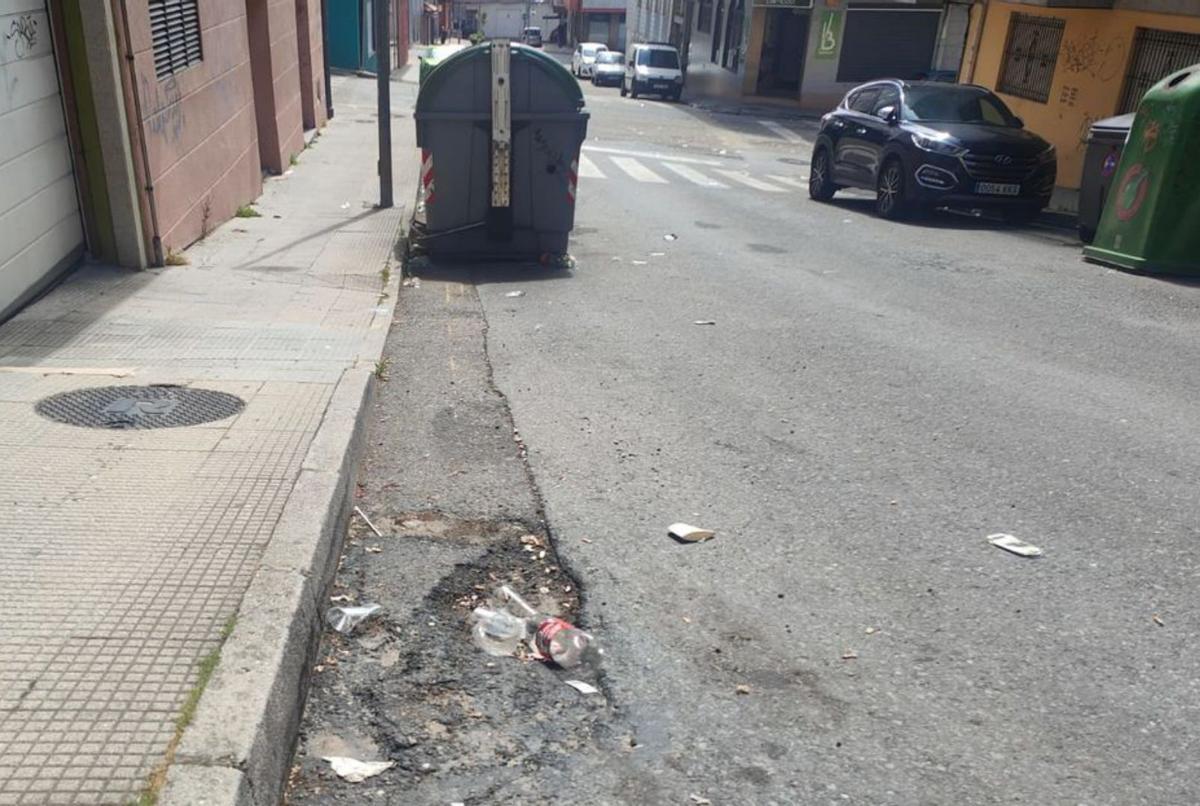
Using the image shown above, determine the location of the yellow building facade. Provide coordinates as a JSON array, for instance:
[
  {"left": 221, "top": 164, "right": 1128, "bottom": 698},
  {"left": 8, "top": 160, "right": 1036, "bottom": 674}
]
[{"left": 959, "top": 1, "right": 1200, "bottom": 198}]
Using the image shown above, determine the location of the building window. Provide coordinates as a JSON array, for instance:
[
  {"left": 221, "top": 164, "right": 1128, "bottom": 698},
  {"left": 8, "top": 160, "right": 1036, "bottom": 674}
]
[
  {"left": 697, "top": 0, "right": 713, "bottom": 33},
  {"left": 1118, "top": 28, "right": 1200, "bottom": 113},
  {"left": 997, "top": 13, "right": 1064, "bottom": 103},
  {"left": 149, "top": 0, "right": 203, "bottom": 80}
]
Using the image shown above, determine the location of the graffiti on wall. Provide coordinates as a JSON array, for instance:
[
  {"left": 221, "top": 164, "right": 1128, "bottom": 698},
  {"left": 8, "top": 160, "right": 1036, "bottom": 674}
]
[
  {"left": 5, "top": 14, "right": 38, "bottom": 59},
  {"left": 1061, "top": 33, "right": 1126, "bottom": 83},
  {"left": 142, "top": 75, "right": 186, "bottom": 142}
]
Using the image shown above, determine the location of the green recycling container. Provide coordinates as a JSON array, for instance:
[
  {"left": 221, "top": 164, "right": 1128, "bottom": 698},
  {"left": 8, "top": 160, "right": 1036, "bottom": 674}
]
[
  {"left": 1083, "top": 64, "right": 1200, "bottom": 274},
  {"left": 419, "top": 44, "right": 468, "bottom": 85}
]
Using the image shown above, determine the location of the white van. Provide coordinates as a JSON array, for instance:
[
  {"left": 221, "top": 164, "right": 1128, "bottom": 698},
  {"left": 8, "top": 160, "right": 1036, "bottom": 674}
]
[{"left": 621, "top": 43, "right": 683, "bottom": 101}]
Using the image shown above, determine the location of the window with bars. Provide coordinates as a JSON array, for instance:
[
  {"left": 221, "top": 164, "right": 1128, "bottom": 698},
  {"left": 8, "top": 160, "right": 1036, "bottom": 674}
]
[
  {"left": 149, "top": 0, "right": 203, "bottom": 80},
  {"left": 997, "top": 13, "right": 1064, "bottom": 104},
  {"left": 1118, "top": 28, "right": 1200, "bottom": 113}
]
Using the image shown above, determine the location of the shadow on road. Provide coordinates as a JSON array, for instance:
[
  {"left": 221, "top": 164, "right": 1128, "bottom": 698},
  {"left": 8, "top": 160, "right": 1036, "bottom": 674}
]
[{"left": 406, "top": 256, "right": 576, "bottom": 286}]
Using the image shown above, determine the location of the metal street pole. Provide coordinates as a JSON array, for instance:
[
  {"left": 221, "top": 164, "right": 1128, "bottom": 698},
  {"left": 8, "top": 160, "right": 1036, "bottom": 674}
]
[{"left": 376, "top": 0, "right": 394, "bottom": 208}]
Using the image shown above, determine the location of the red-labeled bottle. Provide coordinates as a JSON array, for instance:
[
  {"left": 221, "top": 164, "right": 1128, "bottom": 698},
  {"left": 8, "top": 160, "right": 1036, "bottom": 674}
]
[{"left": 497, "top": 585, "right": 603, "bottom": 669}]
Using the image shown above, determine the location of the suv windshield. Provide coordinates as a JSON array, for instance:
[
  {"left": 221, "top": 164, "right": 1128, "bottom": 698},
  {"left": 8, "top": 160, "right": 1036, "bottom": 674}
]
[
  {"left": 902, "top": 86, "right": 1018, "bottom": 126},
  {"left": 581, "top": 45, "right": 605, "bottom": 57},
  {"left": 637, "top": 49, "right": 679, "bottom": 68},
  {"left": 597, "top": 52, "right": 622, "bottom": 64}
]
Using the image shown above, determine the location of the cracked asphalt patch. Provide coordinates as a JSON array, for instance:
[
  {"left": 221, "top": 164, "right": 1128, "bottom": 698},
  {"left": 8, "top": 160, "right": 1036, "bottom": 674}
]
[{"left": 287, "top": 274, "right": 625, "bottom": 805}]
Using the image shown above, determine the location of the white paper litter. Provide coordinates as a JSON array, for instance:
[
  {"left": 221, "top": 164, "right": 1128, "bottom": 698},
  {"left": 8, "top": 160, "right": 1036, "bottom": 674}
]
[
  {"left": 564, "top": 679, "right": 599, "bottom": 695},
  {"left": 505, "top": 291, "right": 525, "bottom": 298},
  {"left": 669, "top": 523, "right": 716, "bottom": 542},
  {"left": 988, "top": 533, "right": 1043, "bottom": 557},
  {"left": 692, "top": 320, "right": 717, "bottom": 326},
  {"left": 324, "top": 756, "right": 394, "bottom": 782}
]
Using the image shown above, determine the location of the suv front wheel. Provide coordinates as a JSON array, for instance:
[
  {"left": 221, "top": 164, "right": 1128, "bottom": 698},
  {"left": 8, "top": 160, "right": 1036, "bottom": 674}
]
[{"left": 876, "top": 158, "right": 911, "bottom": 220}]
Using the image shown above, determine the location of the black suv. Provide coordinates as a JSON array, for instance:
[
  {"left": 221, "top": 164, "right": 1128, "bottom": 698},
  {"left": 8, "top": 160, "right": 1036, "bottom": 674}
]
[{"left": 809, "top": 80, "right": 1056, "bottom": 223}]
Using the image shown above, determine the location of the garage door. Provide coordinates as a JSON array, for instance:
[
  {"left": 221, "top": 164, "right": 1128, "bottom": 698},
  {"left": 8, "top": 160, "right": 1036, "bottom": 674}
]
[
  {"left": 0, "top": 1, "right": 84, "bottom": 320},
  {"left": 836, "top": 2, "right": 941, "bottom": 84}
]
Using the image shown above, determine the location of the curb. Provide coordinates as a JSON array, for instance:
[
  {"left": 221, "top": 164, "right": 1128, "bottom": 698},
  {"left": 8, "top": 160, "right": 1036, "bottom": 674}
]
[{"left": 160, "top": 367, "right": 376, "bottom": 806}]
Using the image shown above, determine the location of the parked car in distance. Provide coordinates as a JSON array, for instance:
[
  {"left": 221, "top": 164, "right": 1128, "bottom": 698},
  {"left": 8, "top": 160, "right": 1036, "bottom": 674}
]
[
  {"left": 621, "top": 43, "right": 683, "bottom": 101},
  {"left": 809, "top": 80, "right": 1057, "bottom": 223},
  {"left": 572, "top": 42, "right": 608, "bottom": 78},
  {"left": 591, "top": 51, "right": 624, "bottom": 87},
  {"left": 521, "top": 27, "right": 542, "bottom": 47}
]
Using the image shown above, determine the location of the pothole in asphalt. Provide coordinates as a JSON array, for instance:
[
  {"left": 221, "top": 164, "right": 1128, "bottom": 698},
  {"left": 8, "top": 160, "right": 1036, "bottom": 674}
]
[{"left": 288, "top": 512, "right": 621, "bottom": 801}]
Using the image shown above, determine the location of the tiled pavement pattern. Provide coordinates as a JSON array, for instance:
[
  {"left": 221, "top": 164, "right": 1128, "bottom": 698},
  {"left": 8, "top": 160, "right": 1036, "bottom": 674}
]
[{"left": 0, "top": 76, "right": 405, "bottom": 805}]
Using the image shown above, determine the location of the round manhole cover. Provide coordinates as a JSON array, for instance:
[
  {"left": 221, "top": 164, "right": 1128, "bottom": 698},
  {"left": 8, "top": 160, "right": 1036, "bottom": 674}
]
[{"left": 35, "top": 385, "right": 245, "bottom": 430}]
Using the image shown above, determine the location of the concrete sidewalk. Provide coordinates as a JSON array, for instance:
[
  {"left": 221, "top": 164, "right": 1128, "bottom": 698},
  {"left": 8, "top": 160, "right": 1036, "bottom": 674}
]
[{"left": 0, "top": 74, "right": 418, "bottom": 805}]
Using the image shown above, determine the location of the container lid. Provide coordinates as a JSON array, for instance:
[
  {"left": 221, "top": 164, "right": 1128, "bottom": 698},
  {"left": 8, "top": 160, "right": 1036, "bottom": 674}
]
[
  {"left": 1090, "top": 113, "right": 1136, "bottom": 135},
  {"left": 417, "top": 42, "right": 584, "bottom": 116}
]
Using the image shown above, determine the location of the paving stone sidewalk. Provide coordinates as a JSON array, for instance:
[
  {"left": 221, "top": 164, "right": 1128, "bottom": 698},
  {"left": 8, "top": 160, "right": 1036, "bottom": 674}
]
[{"left": 0, "top": 74, "right": 415, "bottom": 805}]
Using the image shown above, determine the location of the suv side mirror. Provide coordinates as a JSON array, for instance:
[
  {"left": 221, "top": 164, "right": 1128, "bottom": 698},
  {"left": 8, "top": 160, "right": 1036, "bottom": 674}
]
[{"left": 878, "top": 106, "right": 899, "bottom": 124}]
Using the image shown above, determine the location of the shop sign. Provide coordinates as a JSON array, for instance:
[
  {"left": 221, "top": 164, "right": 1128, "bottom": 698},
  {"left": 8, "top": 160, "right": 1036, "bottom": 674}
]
[{"left": 814, "top": 8, "right": 842, "bottom": 59}]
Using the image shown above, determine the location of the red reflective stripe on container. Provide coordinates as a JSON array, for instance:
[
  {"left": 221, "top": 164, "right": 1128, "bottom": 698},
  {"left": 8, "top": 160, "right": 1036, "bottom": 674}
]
[{"left": 421, "top": 149, "right": 436, "bottom": 204}]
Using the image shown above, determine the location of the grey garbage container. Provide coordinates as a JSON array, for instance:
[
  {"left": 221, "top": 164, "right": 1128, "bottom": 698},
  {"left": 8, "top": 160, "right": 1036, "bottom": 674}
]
[
  {"left": 1078, "top": 113, "right": 1134, "bottom": 244},
  {"left": 414, "top": 42, "right": 589, "bottom": 259}
]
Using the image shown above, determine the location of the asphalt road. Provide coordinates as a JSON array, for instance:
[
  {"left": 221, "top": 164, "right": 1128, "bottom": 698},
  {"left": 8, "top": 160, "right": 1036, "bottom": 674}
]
[{"left": 290, "top": 69, "right": 1200, "bottom": 806}]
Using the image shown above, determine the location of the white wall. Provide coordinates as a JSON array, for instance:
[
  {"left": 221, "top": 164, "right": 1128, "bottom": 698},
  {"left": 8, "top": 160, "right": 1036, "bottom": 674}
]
[{"left": 0, "top": 1, "right": 84, "bottom": 321}]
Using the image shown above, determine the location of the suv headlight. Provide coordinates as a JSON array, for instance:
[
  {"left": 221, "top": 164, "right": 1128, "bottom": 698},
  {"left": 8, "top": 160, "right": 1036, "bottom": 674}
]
[
  {"left": 1038, "top": 144, "right": 1056, "bottom": 163},
  {"left": 912, "top": 133, "right": 966, "bottom": 158},
  {"left": 674, "top": 75, "right": 684, "bottom": 83}
]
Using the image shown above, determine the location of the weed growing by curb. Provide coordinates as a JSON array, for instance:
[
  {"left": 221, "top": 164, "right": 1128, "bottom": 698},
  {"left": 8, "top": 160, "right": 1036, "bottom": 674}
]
[
  {"left": 128, "top": 615, "right": 237, "bottom": 806},
  {"left": 235, "top": 204, "right": 261, "bottom": 218}
]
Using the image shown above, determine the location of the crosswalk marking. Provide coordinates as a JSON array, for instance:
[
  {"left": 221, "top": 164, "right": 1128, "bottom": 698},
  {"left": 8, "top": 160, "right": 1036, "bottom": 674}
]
[
  {"left": 758, "top": 119, "right": 806, "bottom": 144},
  {"left": 767, "top": 174, "right": 807, "bottom": 189},
  {"left": 714, "top": 170, "right": 787, "bottom": 192},
  {"left": 577, "top": 153, "right": 606, "bottom": 179},
  {"left": 582, "top": 145, "right": 722, "bottom": 167},
  {"left": 661, "top": 162, "right": 728, "bottom": 188},
  {"left": 610, "top": 156, "right": 668, "bottom": 184}
]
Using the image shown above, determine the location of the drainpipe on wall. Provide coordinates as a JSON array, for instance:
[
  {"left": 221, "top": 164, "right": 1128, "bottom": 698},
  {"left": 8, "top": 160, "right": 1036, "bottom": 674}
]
[
  {"left": 110, "top": 0, "right": 164, "bottom": 266},
  {"left": 966, "top": 0, "right": 989, "bottom": 85},
  {"left": 322, "top": 0, "right": 335, "bottom": 118}
]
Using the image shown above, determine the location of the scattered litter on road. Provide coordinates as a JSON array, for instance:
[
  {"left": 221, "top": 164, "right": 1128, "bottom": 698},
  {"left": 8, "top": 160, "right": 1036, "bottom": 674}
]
[
  {"left": 664, "top": 233, "right": 678, "bottom": 241},
  {"left": 632, "top": 260, "right": 648, "bottom": 265},
  {"left": 329, "top": 594, "right": 354, "bottom": 604},
  {"left": 611, "top": 256, "right": 622, "bottom": 261},
  {"left": 565, "top": 679, "right": 599, "bottom": 695},
  {"left": 354, "top": 506, "right": 383, "bottom": 537},
  {"left": 365, "top": 546, "right": 382, "bottom": 554},
  {"left": 340, "top": 202, "right": 351, "bottom": 209},
  {"left": 402, "top": 276, "right": 421, "bottom": 288},
  {"left": 842, "top": 218, "right": 852, "bottom": 224},
  {"left": 1153, "top": 614, "right": 1165, "bottom": 627},
  {"left": 670, "top": 523, "right": 716, "bottom": 542},
  {"left": 841, "top": 649, "right": 859, "bottom": 660},
  {"left": 505, "top": 291, "right": 525, "bottom": 298},
  {"left": 988, "top": 533, "right": 1043, "bottom": 558},
  {"left": 735, "top": 684, "right": 752, "bottom": 695},
  {"left": 690, "top": 796, "right": 712, "bottom": 806},
  {"left": 692, "top": 320, "right": 717, "bottom": 326},
  {"left": 323, "top": 756, "right": 393, "bottom": 782},
  {"left": 470, "top": 586, "right": 604, "bottom": 669},
  {"left": 581, "top": 537, "right": 593, "bottom": 544},
  {"left": 520, "top": 534, "right": 543, "bottom": 547},
  {"left": 326, "top": 604, "right": 382, "bottom": 634},
  {"left": 865, "top": 627, "right": 877, "bottom": 635},
  {"left": 650, "top": 251, "right": 666, "bottom": 257}
]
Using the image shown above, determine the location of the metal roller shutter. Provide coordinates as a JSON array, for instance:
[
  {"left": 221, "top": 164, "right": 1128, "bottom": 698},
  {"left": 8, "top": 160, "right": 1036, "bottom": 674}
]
[{"left": 836, "top": 4, "right": 941, "bottom": 84}]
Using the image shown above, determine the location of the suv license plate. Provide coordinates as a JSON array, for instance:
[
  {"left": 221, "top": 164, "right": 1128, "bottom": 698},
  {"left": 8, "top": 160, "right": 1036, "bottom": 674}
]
[{"left": 975, "top": 182, "right": 1021, "bottom": 196}]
